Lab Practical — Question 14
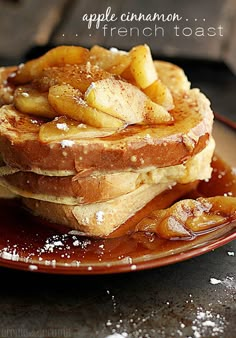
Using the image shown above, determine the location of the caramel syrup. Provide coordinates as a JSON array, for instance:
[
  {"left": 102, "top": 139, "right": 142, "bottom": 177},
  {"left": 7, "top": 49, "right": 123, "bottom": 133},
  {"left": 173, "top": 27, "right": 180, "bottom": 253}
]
[{"left": 0, "top": 155, "right": 235, "bottom": 269}]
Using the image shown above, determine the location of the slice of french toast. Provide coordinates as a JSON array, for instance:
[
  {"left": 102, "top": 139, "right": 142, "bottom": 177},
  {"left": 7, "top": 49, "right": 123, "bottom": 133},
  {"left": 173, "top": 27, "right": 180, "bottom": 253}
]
[
  {"left": 0, "top": 87, "right": 213, "bottom": 174},
  {"left": 0, "top": 137, "right": 214, "bottom": 205},
  {"left": 22, "top": 183, "right": 174, "bottom": 236}
]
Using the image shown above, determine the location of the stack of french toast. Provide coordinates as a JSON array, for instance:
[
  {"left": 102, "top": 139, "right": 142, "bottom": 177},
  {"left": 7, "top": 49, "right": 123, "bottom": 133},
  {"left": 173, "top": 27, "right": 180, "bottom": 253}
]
[{"left": 0, "top": 44, "right": 235, "bottom": 238}]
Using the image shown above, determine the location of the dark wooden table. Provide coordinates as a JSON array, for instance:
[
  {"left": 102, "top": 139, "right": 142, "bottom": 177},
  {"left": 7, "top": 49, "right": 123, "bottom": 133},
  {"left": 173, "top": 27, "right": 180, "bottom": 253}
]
[{"left": 0, "top": 239, "right": 235, "bottom": 338}]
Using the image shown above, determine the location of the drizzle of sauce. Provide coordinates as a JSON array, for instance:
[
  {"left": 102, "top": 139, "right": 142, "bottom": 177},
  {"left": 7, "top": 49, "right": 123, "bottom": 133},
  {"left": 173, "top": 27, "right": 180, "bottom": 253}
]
[{"left": 0, "top": 155, "right": 235, "bottom": 267}]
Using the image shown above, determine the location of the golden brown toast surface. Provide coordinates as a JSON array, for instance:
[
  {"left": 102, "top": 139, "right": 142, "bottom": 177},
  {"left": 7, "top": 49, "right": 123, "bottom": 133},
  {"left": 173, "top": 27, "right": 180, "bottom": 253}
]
[{"left": 0, "top": 88, "right": 213, "bottom": 173}]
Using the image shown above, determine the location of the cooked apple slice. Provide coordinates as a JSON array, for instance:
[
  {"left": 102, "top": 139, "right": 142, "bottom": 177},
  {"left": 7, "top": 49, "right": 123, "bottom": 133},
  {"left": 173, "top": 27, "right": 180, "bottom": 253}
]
[
  {"left": 34, "top": 64, "right": 112, "bottom": 93},
  {"left": 39, "top": 116, "right": 117, "bottom": 143},
  {"left": 14, "top": 86, "right": 57, "bottom": 118},
  {"left": 48, "top": 84, "right": 124, "bottom": 129},
  {"left": 129, "top": 45, "right": 157, "bottom": 89},
  {"left": 89, "top": 45, "right": 131, "bottom": 75},
  {"left": 144, "top": 100, "right": 173, "bottom": 124},
  {"left": 143, "top": 80, "right": 174, "bottom": 110},
  {"left": 85, "top": 78, "right": 172, "bottom": 125},
  {"left": 135, "top": 196, "right": 236, "bottom": 239},
  {"left": 11, "top": 46, "right": 89, "bottom": 84}
]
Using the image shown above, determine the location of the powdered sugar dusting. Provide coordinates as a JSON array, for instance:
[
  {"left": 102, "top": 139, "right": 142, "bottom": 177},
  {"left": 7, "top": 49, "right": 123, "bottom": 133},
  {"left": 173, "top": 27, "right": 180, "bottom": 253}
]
[
  {"left": 37, "top": 234, "right": 91, "bottom": 255},
  {"left": 28, "top": 264, "right": 38, "bottom": 271},
  {"left": 102, "top": 272, "right": 235, "bottom": 338},
  {"left": 209, "top": 276, "right": 236, "bottom": 289},
  {"left": 104, "top": 289, "right": 165, "bottom": 337},
  {"left": 191, "top": 307, "right": 227, "bottom": 337},
  {"left": 56, "top": 123, "right": 69, "bottom": 131},
  {"left": 105, "top": 333, "right": 128, "bottom": 338},
  {"left": 60, "top": 140, "right": 75, "bottom": 148},
  {"left": 0, "top": 247, "right": 19, "bottom": 261},
  {"left": 210, "top": 278, "right": 222, "bottom": 285},
  {"left": 95, "top": 210, "right": 104, "bottom": 224}
]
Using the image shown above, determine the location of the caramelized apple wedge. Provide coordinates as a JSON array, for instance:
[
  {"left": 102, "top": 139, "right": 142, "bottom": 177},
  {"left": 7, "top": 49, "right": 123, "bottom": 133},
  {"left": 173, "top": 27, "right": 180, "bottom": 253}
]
[
  {"left": 34, "top": 64, "right": 113, "bottom": 93},
  {"left": 11, "top": 46, "right": 89, "bottom": 84},
  {"left": 14, "top": 86, "right": 57, "bottom": 118},
  {"left": 129, "top": 45, "right": 157, "bottom": 89},
  {"left": 39, "top": 116, "right": 117, "bottom": 143},
  {"left": 143, "top": 80, "right": 174, "bottom": 111},
  {"left": 89, "top": 45, "right": 131, "bottom": 75},
  {"left": 85, "top": 78, "right": 173, "bottom": 125},
  {"left": 135, "top": 196, "right": 236, "bottom": 239},
  {"left": 48, "top": 84, "right": 124, "bottom": 129}
]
